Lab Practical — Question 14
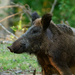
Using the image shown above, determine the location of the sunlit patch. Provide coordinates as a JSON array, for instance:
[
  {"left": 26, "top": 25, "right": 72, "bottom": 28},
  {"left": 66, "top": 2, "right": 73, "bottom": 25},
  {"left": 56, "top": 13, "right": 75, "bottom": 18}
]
[{"left": 34, "top": 18, "right": 42, "bottom": 27}]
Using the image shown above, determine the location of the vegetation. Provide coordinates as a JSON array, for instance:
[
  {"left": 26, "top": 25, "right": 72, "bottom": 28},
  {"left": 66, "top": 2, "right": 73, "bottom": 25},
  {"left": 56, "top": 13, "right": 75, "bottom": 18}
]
[
  {"left": 0, "top": 44, "right": 41, "bottom": 72},
  {"left": 12, "top": 0, "right": 75, "bottom": 31}
]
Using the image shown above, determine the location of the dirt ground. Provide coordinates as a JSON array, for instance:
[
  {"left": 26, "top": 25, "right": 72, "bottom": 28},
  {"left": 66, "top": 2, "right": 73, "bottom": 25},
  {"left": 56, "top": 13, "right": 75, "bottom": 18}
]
[{"left": 0, "top": 70, "right": 42, "bottom": 75}]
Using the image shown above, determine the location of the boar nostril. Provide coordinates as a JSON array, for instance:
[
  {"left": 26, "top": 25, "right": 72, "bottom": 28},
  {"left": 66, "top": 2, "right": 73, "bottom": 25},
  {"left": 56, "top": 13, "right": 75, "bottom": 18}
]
[{"left": 7, "top": 46, "right": 14, "bottom": 52}]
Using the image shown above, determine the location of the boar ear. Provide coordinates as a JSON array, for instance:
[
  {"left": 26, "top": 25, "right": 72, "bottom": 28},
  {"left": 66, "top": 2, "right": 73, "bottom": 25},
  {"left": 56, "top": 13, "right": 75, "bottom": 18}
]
[
  {"left": 31, "top": 12, "right": 40, "bottom": 22},
  {"left": 41, "top": 13, "right": 52, "bottom": 31}
]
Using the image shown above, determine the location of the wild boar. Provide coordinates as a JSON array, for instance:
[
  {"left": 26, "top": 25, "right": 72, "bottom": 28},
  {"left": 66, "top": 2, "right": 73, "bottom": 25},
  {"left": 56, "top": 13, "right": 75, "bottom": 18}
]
[{"left": 8, "top": 13, "right": 75, "bottom": 75}]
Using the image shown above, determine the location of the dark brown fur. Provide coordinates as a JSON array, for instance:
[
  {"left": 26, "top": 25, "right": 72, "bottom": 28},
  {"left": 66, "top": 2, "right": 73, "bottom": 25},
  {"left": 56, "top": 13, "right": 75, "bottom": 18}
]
[{"left": 8, "top": 13, "right": 75, "bottom": 75}]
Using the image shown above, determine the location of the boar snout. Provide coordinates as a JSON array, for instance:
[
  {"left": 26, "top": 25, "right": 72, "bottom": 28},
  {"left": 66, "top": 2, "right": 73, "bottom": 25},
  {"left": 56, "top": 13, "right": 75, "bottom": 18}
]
[
  {"left": 7, "top": 37, "right": 29, "bottom": 54},
  {"left": 7, "top": 46, "right": 14, "bottom": 52}
]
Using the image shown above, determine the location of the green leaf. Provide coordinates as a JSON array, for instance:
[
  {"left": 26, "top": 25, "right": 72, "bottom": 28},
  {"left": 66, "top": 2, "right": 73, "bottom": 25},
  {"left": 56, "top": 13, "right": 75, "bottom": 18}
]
[
  {"left": 18, "top": 20, "right": 22, "bottom": 30},
  {"left": 11, "top": 26, "right": 17, "bottom": 32}
]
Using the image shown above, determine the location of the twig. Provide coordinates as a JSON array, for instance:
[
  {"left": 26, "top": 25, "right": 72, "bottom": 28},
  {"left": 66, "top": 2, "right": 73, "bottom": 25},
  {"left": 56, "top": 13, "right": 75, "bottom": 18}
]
[
  {"left": 0, "top": 11, "right": 22, "bottom": 23},
  {"left": 0, "top": 23, "right": 18, "bottom": 39},
  {"left": 0, "top": 3, "right": 32, "bottom": 39},
  {"left": 15, "top": 3, "right": 32, "bottom": 22},
  {"left": 24, "top": 10, "right": 32, "bottom": 22},
  {"left": 33, "top": 69, "right": 36, "bottom": 75},
  {"left": 11, "top": 3, "right": 32, "bottom": 22},
  {"left": 22, "top": 4, "right": 32, "bottom": 22},
  {"left": 50, "top": 0, "right": 57, "bottom": 13},
  {"left": 0, "top": 3, "right": 32, "bottom": 22},
  {"left": 0, "top": 5, "right": 18, "bottom": 9}
]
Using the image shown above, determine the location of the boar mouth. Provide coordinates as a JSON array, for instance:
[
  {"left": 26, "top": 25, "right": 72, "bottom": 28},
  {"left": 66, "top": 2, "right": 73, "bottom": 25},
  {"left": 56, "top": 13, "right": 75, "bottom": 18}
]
[
  {"left": 7, "top": 46, "right": 14, "bottom": 52},
  {"left": 7, "top": 46, "right": 25, "bottom": 54}
]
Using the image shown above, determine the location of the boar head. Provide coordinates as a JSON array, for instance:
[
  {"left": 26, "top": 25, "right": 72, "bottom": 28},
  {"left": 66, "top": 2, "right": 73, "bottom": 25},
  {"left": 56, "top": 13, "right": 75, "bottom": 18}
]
[{"left": 8, "top": 13, "right": 53, "bottom": 54}]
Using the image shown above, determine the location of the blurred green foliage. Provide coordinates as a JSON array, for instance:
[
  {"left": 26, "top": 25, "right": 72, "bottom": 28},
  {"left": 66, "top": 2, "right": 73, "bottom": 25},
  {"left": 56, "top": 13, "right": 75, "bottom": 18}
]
[{"left": 13, "top": 0, "right": 75, "bottom": 28}]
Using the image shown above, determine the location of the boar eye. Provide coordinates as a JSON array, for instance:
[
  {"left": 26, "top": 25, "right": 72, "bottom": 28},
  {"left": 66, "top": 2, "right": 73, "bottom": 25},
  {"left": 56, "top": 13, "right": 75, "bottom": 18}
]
[{"left": 32, "top": 30, "right": 38, "bottom": 34}]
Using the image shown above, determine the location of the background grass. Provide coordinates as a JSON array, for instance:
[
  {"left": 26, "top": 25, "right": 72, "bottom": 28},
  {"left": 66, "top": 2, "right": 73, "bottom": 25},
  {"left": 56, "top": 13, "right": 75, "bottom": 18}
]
[{"left": 0, "top": 44, "right": 41, "bottom": 72}]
